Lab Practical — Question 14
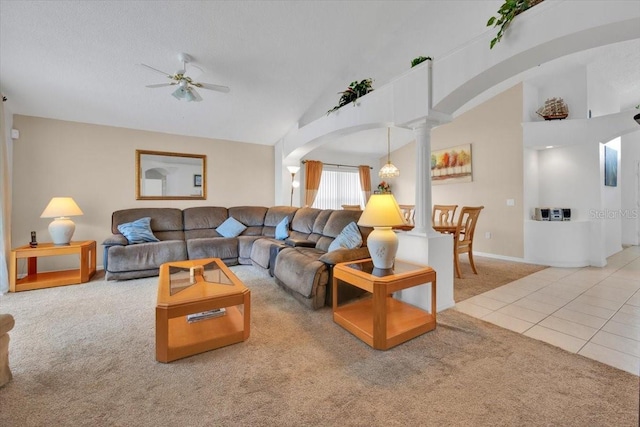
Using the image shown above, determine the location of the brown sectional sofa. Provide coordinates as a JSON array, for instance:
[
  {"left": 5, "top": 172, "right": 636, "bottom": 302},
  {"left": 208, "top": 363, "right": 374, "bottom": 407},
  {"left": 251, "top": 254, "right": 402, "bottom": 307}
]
[{"left": 103, "top": 206, "right": 370, "bottom": 309}]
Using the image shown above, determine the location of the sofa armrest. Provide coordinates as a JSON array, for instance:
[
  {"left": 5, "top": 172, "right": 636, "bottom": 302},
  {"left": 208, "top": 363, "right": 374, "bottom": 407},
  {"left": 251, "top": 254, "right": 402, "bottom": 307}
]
[
  {"left": 0, "top": 314, "right": 15, "bottom": 336},
  {"left": 102, "top": 235, "right": 128, "bottom": 246},
  {"left": 318, "top": 247, "right": 371, "bottom": 266},
  {"left": 284, "top": 238, "right": 315, "bottom": 248}
]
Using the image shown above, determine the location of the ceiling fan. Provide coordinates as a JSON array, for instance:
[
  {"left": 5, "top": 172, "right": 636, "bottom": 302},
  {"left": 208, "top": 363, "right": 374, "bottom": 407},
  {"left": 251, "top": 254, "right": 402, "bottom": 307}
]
[{"left": 140, "top": 53, "right": 230, "bottom": 102}]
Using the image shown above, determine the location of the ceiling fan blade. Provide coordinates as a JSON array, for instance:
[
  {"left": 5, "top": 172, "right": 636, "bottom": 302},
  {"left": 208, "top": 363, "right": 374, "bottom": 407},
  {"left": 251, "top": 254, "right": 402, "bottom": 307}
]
[
  {"left": 146, "top": 83, "right": 175, "bottom": 88},
  {"left": 189, "top": 88, "right": 203, "bottom": 102},
  {"left": 195, "top": 82, "right": 230, "bottom": 93},
  {"left": 139, "top": 63, "right": 173, "bottom": 78}
]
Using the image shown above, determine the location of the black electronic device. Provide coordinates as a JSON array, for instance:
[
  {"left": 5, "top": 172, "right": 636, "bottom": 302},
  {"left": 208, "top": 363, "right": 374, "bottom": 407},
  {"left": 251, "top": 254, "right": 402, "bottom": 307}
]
[
  {"left": 534, "top": 208, "right": 550, "bottom": 221},
  {"left": 30, "top": 231, "right": 38, "bottom": 247}
]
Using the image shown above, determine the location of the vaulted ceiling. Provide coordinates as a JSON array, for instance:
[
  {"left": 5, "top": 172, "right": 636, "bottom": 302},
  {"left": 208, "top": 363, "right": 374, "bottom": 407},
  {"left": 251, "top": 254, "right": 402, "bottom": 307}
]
[{"left": 1, "top": 1, "right": 638, "bottom": 156}]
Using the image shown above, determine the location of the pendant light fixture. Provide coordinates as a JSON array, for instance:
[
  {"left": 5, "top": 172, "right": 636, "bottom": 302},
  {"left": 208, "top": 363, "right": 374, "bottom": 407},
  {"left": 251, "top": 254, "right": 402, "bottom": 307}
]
[{"left": 378, "top": 127, "right": 400, "bottom": 178}]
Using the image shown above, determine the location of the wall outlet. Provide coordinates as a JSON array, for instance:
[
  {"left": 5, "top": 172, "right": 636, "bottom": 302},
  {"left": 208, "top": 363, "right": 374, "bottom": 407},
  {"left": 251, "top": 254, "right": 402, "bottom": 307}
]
[
  {"left": 485, "top": 232, "right": 492, "bottom": 239},
  {"left": 506, "top": 199, "right": 515, "bottom": 206}
]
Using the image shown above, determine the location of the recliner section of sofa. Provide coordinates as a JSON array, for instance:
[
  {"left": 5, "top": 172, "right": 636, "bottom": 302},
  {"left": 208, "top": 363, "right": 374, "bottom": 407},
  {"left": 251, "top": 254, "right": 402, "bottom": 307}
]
[
  {"left": 102, "top": 205, "right": 370, "bottom": 309},
  {"left": 273, "top": 208, "right": 371, "bottom": 309}
]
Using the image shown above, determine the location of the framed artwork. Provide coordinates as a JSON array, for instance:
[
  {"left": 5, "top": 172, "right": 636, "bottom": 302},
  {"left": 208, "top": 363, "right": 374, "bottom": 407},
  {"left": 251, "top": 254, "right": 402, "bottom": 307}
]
[
  {"left": 194, "top": 174, "right": 202, "bottom": 187},
  {"left": 604, "top": 146, "right": 617, "bottom": 187},
  {"left": 431, "top": 144, "right": 472, "bottom": 185}
]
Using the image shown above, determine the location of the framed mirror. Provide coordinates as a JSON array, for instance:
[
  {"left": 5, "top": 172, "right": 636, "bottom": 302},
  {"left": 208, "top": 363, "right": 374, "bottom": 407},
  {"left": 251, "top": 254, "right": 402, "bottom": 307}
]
[{"left": 136, "top": 150, "right": 207, "bottom": 200}]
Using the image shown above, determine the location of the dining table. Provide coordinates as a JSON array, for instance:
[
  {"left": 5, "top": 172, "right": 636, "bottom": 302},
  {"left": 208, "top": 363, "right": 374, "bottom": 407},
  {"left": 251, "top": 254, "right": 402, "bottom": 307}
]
[
  {"left": 433, "top": 221, "right": 459, "bottom": 234},
  {"left": 393, "top": 221, "right": 461, "bottom": 234}
]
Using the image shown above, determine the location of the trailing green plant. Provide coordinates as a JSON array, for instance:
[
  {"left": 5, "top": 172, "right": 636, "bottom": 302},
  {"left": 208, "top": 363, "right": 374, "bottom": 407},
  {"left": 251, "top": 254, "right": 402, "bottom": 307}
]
[
  {"left": 327, "top": 78, "right": 373, "bottom": 114},
  {"left": 487, "top": 0, "right": 541, "bottom": 49},
  {"left": 411, "top": 56, "right": 432, "bottom": 68}
]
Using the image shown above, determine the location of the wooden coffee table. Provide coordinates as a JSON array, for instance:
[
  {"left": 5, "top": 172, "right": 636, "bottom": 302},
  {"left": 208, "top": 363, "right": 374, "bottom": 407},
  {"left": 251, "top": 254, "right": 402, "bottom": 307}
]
[{"left": 155, "top": 258, "right": 250, "bottom": 363}]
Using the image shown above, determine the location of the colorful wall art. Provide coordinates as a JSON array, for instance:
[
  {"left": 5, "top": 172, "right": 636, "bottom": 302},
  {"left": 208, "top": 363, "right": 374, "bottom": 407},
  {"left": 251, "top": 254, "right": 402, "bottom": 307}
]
[{"left": 431, "top": 144, "right": 472, "bottom": 185}]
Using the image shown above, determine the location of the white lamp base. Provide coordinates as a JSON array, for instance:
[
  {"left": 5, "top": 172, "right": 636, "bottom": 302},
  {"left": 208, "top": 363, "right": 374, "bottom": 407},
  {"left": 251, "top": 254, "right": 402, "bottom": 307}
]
[
  {"left": 48, "top": 217, "right": 76, "bottom": 245},
  {"left": 367, "top": 226, "right": 399, "bottom": 269}
]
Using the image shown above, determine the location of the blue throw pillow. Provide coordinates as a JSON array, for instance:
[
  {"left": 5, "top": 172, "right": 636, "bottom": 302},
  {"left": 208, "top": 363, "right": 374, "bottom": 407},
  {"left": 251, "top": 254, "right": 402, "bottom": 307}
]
[
  {"left": 275, "top": 216, "right": 290, "bottom": 240},
  {"left": 216, "top": 216, "right": 247, "bottom": 238},
  {"left": 328, "top": 221, "right": 362, "bottom": 252},
  {"left": 117, "top": 217, "right": 160, "bottom": 244}
]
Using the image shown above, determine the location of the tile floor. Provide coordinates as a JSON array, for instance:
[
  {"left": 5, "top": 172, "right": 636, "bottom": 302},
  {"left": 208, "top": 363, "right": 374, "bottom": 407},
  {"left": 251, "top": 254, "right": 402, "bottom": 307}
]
[{"left": 454, "top": 246, "right": 640, "bottom": 376}]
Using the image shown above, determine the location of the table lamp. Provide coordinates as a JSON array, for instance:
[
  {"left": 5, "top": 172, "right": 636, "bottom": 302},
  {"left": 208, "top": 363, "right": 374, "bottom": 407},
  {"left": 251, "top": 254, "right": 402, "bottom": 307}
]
[
  {"left": 357, "top": 193, "right": 405, "bottom": 269},
  {"left": 40, "top": 197, "right": 84, "bottom": 245}
]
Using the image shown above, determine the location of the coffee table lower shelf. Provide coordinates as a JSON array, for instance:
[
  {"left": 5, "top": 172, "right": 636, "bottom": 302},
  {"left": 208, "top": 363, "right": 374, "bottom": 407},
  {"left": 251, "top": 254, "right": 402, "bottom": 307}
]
[
  {"left": 334, "top": 297, "right": 436, "bottom": 350},
  {"left": 157, "top": 305, "right": 246, "bottom": 363}
]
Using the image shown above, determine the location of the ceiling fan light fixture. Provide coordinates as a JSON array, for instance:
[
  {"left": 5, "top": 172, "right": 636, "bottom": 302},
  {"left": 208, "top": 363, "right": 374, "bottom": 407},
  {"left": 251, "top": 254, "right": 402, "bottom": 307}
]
[
  {"left": 142, "top": 53, "right": 229, "bottom": 101},
  {"left": 378, "top": 127, "right": 400, "bottom": 178},
  {"left": 172, "top": 87, "right": 186, "bottom": 100}
]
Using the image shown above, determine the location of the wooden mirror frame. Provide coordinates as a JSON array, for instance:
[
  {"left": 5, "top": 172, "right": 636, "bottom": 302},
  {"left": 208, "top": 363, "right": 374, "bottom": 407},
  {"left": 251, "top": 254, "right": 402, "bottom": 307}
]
[{"left": 136, "top": 149, "right": 207, "bottom": 200}]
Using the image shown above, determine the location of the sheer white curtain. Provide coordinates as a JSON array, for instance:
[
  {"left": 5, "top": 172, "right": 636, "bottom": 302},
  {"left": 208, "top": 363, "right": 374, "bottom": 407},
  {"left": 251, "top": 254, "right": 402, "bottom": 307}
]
[
  {"left": 312, "top": 168, "right": 364, "bottom": 210},
  {"left": 0, "top": 100, "right": 11, "bottom": 294}
]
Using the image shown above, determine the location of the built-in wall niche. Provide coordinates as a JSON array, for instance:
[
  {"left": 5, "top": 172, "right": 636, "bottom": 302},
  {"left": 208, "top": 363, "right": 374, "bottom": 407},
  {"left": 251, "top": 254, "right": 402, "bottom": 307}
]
[
  {"left": 136, "top": 150, "right": 206, "bottom": 200},
  {"left": 523, "top": 67, "right": 588, "bottom": 122}
]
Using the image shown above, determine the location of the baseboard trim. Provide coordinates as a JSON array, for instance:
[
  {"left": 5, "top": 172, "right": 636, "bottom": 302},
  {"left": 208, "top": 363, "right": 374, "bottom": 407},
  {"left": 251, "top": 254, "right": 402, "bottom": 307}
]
[{"left": 474, "top": 251, "right": 546, "bottom": 266}]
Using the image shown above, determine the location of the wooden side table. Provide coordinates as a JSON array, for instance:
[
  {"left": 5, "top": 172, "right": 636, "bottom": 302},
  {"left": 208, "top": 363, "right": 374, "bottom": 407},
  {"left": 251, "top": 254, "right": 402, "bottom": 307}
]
[
  {"left": 332, "top": 258, "right": 436, "bottom": 350},
  {"left": 9, "top": 240, "right": 97, "bottom": 292}
]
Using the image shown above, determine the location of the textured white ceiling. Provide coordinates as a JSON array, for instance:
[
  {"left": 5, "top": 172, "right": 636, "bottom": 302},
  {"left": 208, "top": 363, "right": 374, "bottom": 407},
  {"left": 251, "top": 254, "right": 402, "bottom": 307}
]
[{"left": 1, "top": 1, "right": 638, "bottom": 154}]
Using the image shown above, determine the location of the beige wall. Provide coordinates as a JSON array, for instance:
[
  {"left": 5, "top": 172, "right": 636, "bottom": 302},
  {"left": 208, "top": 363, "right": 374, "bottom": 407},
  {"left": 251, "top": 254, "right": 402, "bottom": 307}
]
[
  {"left": 11, "top": 115, "right": 274, "bottom": 271},
  {"left": 390, "top": 84, "right": 525, "bottom": 258}
]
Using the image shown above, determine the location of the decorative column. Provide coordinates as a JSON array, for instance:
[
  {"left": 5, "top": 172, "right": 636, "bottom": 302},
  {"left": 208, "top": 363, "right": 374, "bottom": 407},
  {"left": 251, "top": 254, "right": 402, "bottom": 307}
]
[{"left": 412, "top": 119, "right": 440, "bottom": 236}]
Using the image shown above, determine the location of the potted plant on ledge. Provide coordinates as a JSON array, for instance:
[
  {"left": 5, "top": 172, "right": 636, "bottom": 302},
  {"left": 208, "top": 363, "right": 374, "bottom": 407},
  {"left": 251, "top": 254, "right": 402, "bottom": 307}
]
[
  {"left": 327, "top": 78, "right": 374, "bottom": 114},
  {"left": 487, "top": 0, "right": 544, "bottom": 49}
]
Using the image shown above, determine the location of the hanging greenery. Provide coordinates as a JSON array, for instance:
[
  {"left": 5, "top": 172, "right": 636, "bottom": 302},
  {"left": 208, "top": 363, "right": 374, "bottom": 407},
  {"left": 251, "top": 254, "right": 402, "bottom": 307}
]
[
  {"left": 327, "top": 79, "right": 374, "bottom": 114},
  {"left": 486, "top": 0, "right": 543, "bottom": 49},
  {"left": 411, "top": 56, "right": 432, "bottom": 68}
]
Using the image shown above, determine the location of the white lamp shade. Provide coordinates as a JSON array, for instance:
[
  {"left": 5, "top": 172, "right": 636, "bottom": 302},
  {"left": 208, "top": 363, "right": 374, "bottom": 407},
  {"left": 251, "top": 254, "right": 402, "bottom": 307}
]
[
  {"left": 357, "top": 193, "right": 405, "bottom": 227},
  {"left": 357, "top": 193, "right": 405, "bottom": 269},
  {"left": 40, "top": 197, "right": 84, "bottom": 218},
  {"left": 287, "top": 165, "right": 300, "bottom": 174},
  {"left": 40, "top": 197, "right": 83, "bottom": 245}
]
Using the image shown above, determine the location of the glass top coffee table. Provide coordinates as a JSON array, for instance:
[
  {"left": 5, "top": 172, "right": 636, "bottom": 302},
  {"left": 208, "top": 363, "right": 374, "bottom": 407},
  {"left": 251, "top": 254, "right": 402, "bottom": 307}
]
[{"left": 155, "top": 258, "right": 250, "bottom": 363}]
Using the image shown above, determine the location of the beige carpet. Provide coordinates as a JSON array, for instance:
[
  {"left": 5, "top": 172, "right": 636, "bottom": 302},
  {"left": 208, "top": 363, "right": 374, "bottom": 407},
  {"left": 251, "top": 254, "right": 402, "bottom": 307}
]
[{"left": 0, "top": 264, "right": 637, "bottom": 426}]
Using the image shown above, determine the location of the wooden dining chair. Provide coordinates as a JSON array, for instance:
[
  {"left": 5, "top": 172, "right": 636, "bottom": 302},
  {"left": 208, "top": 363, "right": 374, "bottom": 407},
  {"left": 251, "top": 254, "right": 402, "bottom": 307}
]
[
  {"left": 341, "top": 204, "right": 362, "bottom": 211},
  {"left": 453, "top": 206, "right": 484, "bottom": 278},
  {"left": 432, "top": 204, "right": 458, "bottom": 230},
  {"left": 398, "top": 204, "right": 416, "bottom": 225}
]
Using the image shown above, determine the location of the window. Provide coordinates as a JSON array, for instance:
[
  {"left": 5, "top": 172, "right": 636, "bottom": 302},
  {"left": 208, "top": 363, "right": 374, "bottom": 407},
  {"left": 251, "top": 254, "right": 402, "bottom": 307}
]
[{"left": 312, "top": 168, "right": 364, "bottom": 210}]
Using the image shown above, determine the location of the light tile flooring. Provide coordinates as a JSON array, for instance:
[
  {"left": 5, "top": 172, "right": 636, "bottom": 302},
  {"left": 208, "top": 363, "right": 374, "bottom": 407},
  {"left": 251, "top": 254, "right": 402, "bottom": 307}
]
[{"left": 454, "top": 246, "right": 640, "bottom": 376}]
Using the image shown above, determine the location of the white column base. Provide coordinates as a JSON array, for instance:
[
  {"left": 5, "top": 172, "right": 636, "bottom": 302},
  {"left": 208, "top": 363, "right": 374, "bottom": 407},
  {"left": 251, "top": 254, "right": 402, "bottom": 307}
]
[{"left": 395, "top": 232, "right": 454, "bottom": 313}]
